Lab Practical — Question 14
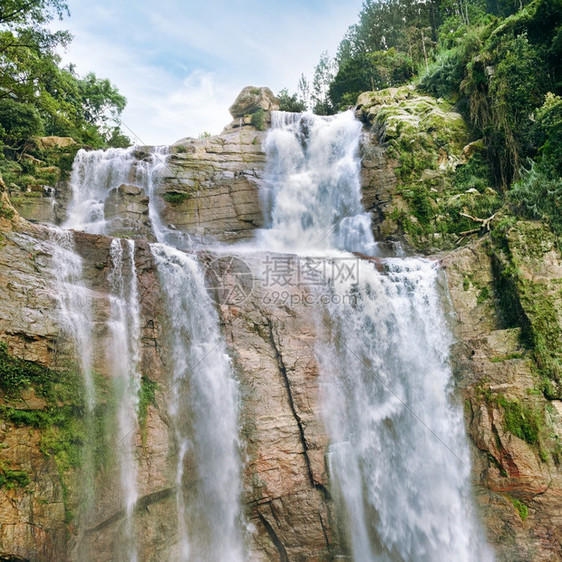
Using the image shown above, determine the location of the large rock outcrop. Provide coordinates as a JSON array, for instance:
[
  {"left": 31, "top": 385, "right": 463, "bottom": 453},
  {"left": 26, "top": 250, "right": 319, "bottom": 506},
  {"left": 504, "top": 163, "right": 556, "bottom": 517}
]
[
  {"left": 104, "top": 183, "right": 154, "bottom": 240},
  {"left": 1, "top": 85, "right": 561, "bottom": 561},
  {"left": 158, "top": 128, "right": 267, "bottom": 242},
  {"left": 443, "top": 226, "right": 562, "bottom": 559},
  {"left": 0, "top": 216, "right": 345, "bottom": 560},
  {"left": 229, "top": 86, "right": 279, "bottom": 118}
]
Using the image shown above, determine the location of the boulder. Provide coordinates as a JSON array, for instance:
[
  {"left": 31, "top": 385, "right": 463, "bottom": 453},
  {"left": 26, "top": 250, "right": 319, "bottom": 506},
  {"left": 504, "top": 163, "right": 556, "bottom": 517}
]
[
  {"left": 104, "top": 183, "right": 154, "bottom": 240},
  {"left": 229, "top": 86, "right": 279, "bottom": 118},
  {"left": 33, "top": 136, "right": 77, "bottom": 150},
  {"left": 461, "top": 139, "right": 485, "bottom": 163}
]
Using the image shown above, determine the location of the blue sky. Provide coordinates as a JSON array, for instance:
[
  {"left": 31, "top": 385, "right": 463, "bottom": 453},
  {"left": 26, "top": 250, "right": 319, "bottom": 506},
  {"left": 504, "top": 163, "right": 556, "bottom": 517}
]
[{"left": 56, "top": 0, "right": 364, "bottom": 145}]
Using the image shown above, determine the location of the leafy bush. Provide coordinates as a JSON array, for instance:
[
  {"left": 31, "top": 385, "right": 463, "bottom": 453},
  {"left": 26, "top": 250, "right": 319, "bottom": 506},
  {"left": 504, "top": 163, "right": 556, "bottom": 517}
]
[
  {"left": 250, "top": 108, "right": 265, "bottom": 131},
  {"left": 508, "top": 496, "right": 529, "bottom": 521},
  {"left": 533, "top": 92, "right": 562, "bottom": 178},
  {"left": 163, "top": 191, "right": 189, "bottom": 204},
  {"left": 0, "top": 467, "right": 30, "bottom": 490},
  {"left": 510, "top": 163, "right": 562, "bottom": 236},
  {"left": 454, "top": 154, "right": 487, "bottom": 190},
  {"left": 498, "top": 396, "right": 542, "bottom": 445},
  {"left": 420, "top": 48, "right": 464, "bottom": 99},
  {"left": 0, "top": 99, "right": 44, "bottom": 148}
]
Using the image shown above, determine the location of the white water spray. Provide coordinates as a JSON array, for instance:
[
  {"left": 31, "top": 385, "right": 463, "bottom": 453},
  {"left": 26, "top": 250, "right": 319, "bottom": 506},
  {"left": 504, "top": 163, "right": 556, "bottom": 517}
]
[
  {"left": 256, "top": 110, "right": 376, "bottom": 254},
  {"left": 64, "top": 146, "right": 170, "bottom": 242},
  {"left": 48, "top": 228, "right": 97, "bottom": 556},
  {"left": 65, "top": 147, "right": 137, "bottom": 233},
  {"left": 107, "top": 238, "right": 142, "bottom": 561},
  {"left": 49, "top": 228, "right": 95, "bottom": 411},
  {"left": 152, "top": 244, "right": 245, "bottom": 561},
  {"left": 317, "top": 258, "right": 493, "bottom": 561},
  {"left": 260, "top": 111, "right": 493, "bottom": 560}
]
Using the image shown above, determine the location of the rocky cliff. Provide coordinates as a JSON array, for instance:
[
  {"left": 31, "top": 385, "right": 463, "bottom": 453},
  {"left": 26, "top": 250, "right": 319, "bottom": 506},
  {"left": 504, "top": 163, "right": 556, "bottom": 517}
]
[
  {"left": 0, "top": 86, "right": 561, "bottom": 560},
  {"left": 0, "top": 211, "right": 342, "bottom": 560}
]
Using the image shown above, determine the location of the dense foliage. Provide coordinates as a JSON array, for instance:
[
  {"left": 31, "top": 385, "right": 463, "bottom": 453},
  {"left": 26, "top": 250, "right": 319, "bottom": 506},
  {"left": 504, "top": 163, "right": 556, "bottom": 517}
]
[
  {"left": 279, "top": 0, "right": 561, "bottom": 236},
  {"left": 0, "top": 0, "right": 129, "bottom": 158}
]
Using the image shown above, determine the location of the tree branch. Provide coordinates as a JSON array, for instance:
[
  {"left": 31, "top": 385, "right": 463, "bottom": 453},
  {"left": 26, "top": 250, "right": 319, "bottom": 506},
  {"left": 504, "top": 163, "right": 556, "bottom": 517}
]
[
  {"left": 455, "top": 212, "right": 497, "bottom": 244},
  {"left": 459, "top": 211, "right": 497, "bottom": 231},
  {"left": 0, "top": 2, "right": 35, "bottom": 25}
]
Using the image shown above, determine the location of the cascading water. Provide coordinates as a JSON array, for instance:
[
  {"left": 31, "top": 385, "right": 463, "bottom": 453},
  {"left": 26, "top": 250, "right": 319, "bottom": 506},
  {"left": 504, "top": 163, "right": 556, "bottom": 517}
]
[
  {"left": 64, "top": 145, "right": 171, "bottom": 242},
  {"left": 52, "top": 145, "right": 246, "bottom": 560},
  {"left": 257, "top": 110, "right": 377, "bottom": 254},
  {"left": 317, "top": 259, "right": 492, "bottom": 561},
  {"left": 48, "top": 228, "right": 98, "bottom": 552},
  {"left": 49, "top": 229, "right": 95, "bottom": 411},
  {"left": 107, "top": 238, "right": 142, "bottom": 561},
  {"left": 152, "top": 244, "right": 244, "bottom": 562},
  {"left": 259, "top": 110, "right": 493, "bottom": 560},
  {"left": 46, "top": 102, "right": 492, "bottom": 560},
  {"left": 64, "top": 147, "right": 138, "bottom": 233}
]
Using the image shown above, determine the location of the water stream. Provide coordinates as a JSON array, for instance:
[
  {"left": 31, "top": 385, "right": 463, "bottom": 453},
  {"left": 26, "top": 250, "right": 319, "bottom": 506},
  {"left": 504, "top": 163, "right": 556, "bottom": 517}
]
[
  {"left": 107, "top": 238, "right": 142, "bottom": 561},
  {"left": 257, "top": 110, "right": 377, "bottom": 254},
  {"left": 54, "top": 143, "right": 245, "bottom": 560},
  {"left": 258, "top": 110, "right": 493, "bottom": 561},
  {"left": 152, "top": 244, "right": 244, "bottom": 561},
  {"left": 47, "top": 107, "right": 492, "bottom": 560}
]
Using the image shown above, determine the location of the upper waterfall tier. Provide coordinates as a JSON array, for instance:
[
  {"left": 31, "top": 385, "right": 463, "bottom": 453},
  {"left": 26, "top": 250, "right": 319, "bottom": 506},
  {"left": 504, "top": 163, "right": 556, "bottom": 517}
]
[
  {"left": 63, "top": 146, "right": 172, "bottom": 243},
  {"left": 255, "top": 110, "right": 377, "bottom": 254}
]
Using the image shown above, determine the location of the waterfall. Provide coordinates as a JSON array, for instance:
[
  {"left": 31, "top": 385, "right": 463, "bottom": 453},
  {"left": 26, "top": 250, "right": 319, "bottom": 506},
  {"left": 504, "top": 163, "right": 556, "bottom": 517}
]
[
  {"left": 152, "top": 244, "right": 244, "bottom": 561},
  {"left": 260, "top": 111, "right": 493, "bottom": 560},
  {"left": 44, "top": 103, "right": 492, "bottom": 560},
  {"left": 57, "top": 141, "right": 245, "bottom": 559},
  {"left": 107, "top": 238, "right": 142, "bottom": 561},
  {"left": 49, "top": 229, "right": 96, "bottom": 411},
  {"left": 64, "top": 145, "right": 170, "bottom": 241},
  {"left": 64, "top": 147, "right": 138, "bottom": 233},
  {"left": 48, "top": 228, "right": 97, "bottom": 547},
  {"left": 317, "top": 259, "right": 492, "bottom": 561},
  {"left": 256, "top": 110, "right": 377, "bottom": 254}
]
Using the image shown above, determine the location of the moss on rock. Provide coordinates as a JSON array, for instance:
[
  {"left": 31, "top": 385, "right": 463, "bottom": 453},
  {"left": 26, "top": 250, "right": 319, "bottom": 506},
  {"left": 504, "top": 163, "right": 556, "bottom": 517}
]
[{"left": 358, "top": 85, "right": 502, "bottom": 252}]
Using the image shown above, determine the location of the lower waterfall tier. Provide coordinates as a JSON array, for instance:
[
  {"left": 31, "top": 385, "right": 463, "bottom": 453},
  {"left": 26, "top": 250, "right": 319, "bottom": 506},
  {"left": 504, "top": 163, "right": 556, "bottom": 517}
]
[{"left": 1, "top": 219, "right": 560, "bottom": 560}]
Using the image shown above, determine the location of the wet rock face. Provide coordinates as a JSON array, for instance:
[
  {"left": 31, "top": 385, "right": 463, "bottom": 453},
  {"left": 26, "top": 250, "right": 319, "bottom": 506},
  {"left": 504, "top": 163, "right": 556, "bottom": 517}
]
[
  {"left": 2, "top": 216, "right": 561, "bottom": 561},
  {"left": 104, "top": 183, "right": 154, "bottom": 241},
  {"left": 0, "top": 221, "right": 346, "bottom": 560},
  {"left": 0, "top": 224, "right": 170, "bottom": 561},
  {"left": 159, "top": 128, "right": 267, "bottom": 242},
  {"left": 214, "top": 253, "right": 344, "bottom": 559},
  {"left": 443, "top": 232, "right": 562, "bottom": 560},
  {"left": 1, "top": 86, "right": 561, "bottom": 562}
]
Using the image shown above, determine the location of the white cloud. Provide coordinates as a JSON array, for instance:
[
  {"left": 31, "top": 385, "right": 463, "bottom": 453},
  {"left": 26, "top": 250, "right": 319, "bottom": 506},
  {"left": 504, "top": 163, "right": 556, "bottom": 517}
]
[
  {"left": 56, "top": 0, "right": 364, "bottom": 145},
  {"left": 124, "top": 70, "right": 236, "bottom": 145}
]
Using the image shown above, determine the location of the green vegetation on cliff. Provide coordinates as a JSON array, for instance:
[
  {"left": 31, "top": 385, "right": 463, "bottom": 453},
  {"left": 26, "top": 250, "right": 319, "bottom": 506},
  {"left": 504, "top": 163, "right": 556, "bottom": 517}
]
[
  {"left": 0, "top": 0, "right": 130, "bottom": 200},
  {"left": 491, "top": 221, "right": 562, "bottom": 399},
  {"left": 281, "top": 0, "right": 561, "bottom": 251}
]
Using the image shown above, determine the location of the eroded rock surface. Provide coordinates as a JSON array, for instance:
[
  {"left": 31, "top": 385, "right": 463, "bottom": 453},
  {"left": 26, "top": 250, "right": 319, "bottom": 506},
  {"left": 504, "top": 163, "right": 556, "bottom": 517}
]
[
  {"left": 0, "top": 217, "right": 347, "bottom": 560},
  {"left": 104, "top": 183, "right": 154, "bottom": 241},
  {"left": 159, "top": 128, "right": 267, "bottom": 242},
  {"left": 443, "top": 230, "right": 562, "bottom": 560},
  {"left": 229, "top": 86, "right": 279, "bottom": 118}
]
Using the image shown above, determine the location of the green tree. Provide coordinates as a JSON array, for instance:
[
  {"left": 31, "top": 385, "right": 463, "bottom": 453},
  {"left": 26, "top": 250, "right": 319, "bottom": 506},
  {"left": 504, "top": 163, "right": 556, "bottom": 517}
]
[
  {"left": 0, "top": 0, "right": 68, "bottom": 27},
  {"left": 0, "top": 98, "right": 43, "bottom": 147},
  {"left": 0, "top": 0, "right": 129, "bottom": 149},
  {"left": 329, "top": 49, "right": 415, "bottom": 109},
  {"left": 312, "top": 51, "right": 336, "bottom": 115},
  {"left": 277, "top": 88, "right": 306, "bottom": 112}
]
